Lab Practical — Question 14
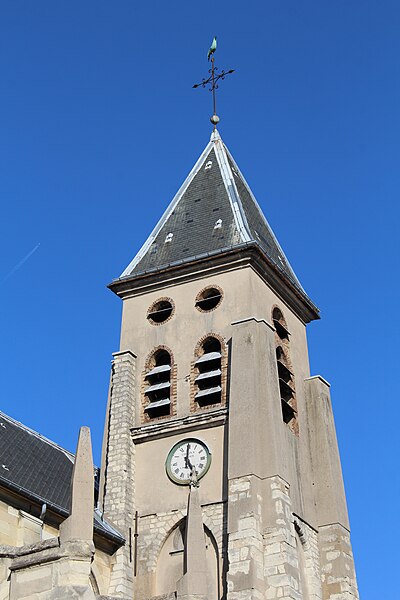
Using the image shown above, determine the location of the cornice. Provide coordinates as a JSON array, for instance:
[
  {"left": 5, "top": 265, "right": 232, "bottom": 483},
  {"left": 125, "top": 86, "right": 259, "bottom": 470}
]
[
  {"left": 131, "top": 407, "right": 228, "bottom": 444},
  {"left": 109, "top": 244, "right": 320, "bottom": 324}
]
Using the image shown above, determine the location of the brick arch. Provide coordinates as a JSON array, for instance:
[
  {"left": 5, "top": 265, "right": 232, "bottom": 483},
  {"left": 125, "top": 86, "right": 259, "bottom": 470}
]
[
  {"left": 195, "top": 284, "right": 224, "bottom": 313},
  {"left": 144, "top": 344, "right": 175, "bottom": 371},
  {"left": 193, "top": 332, "right": 227, "bottom": 359},
  {"left": 272, "top": 304, "right": 288, "bottom": 328},
  {"left": 272, "top": 304, "right": 298, "bottom": 434},
  {"left": 147, "top": 296, "right": 175, "bottom": 326},
  {"left": 191, "top": 332, "right": 228, "bottom": 412},
  {"left": 141, "top": 345, "right": 177, "bottom": 423}
]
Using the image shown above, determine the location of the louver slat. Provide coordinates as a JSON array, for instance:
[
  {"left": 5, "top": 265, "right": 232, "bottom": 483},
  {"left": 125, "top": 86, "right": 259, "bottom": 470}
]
[{"left": 195, "top": 386, "right": 222, "bottom": 399}]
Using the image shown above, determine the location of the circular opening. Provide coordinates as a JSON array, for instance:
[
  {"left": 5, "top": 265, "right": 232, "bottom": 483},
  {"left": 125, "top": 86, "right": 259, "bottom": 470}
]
[
  {"left": 147, "top": 299, "right": 174, "bottom": 324},
  {"left": 195, "top": 287, "right": 222, "bottom": 312}
]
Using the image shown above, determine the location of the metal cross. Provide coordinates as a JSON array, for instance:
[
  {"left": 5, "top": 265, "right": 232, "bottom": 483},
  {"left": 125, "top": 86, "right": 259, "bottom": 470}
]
[{"left": 193, "top": 54, "right": 234, "bottom": 128}]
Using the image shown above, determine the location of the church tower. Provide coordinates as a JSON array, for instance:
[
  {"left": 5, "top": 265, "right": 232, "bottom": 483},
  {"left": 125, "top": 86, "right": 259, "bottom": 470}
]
[{"left": 99, "top": 127, "right": 359, "bottom": 600}]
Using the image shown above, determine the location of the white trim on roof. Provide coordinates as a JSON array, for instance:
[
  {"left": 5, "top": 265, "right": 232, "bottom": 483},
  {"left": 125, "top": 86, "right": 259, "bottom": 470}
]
[
  {"left": 120, "top": 137, "right": 215, "bottom": 278},
  {"left": 224, "top": 146, "right": 305, "bottom": 292},
  {"left": 211, "top": 130, "right": 251, "bottom": 244},
  {"left": 119, "top": 129, "right": 304, "bottom": 293},
  {"left": 0, "top": 410, "right": 75, "bottom": 462}
]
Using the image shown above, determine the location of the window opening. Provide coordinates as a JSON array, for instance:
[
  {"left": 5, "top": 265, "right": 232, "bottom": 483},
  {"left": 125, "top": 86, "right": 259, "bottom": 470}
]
[
  {"left": 273, "top": 308, "right": 297, "bottom": 428},
  {"left": 194, "top": 337, "right": 222, "bottom": 406},
  {"left": 147, "top": 299, "right": 174, "bottom": 324},
  {"left": 273, "top": 307, "right": 290, "bottom": 340},
  {"left": 195, "top": 287, "right": 222, "bottom": 312},
  {"left": 144, "top": 349, "right": 172, "bottom": 418}
]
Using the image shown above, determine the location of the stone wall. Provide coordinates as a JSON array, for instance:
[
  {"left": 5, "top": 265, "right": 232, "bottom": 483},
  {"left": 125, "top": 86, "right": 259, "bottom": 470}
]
[
  {"left": 319, "top": 524, "right": 359, "bottom": 600},
  {"left": 138, "top": 502, "right": 224, "bottom": 574},
  {"left": 0, "top": 501, "right": 58, "bottom": 548},
  {"left": 6, "top": 539, "right": 95, "bottom": 600},
  {"left": 293, "top": 519, "right": 322, "bottom": 600},
  {"left": 101, "top": 350, "right": 137, "bottom": 598}
]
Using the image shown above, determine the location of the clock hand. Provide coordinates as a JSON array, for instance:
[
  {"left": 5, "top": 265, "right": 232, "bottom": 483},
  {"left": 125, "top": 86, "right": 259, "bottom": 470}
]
[
  {"left": 185, "top": 443, "right": 193, "bottom": 470},
  {"left": 185, "top": 443, "right": 199, "bottom": 487}
]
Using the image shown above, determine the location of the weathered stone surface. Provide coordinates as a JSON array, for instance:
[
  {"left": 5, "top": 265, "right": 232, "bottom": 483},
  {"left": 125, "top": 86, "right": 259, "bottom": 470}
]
[
  {"left": 60, "top": 427, "right": 94, "bottom": 544},
  {"left": 100, "top": 350, "right": 136, "bottom": 597},
  {"left": 176, "top": 485, "right": 207, "bottom": 600}
]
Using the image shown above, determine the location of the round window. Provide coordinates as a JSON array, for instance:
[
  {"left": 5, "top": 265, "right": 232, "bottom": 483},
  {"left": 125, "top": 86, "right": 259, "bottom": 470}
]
[
  {"left": 147, "top": 299, "right": 174, "bottom": 324},
  {"left": 195, "top": 287, "right": 222, "bottom": 312}
]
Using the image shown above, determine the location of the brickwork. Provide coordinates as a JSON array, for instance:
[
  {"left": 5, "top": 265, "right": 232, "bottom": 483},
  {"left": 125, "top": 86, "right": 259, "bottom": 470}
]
[
  {"left": 147, "top": 297, "right": 176, "bottom": 326},
  {"left": 194, "top": 285, "right": 224, "bottom": 313},
  {"left": 141, "top": 346, "right": 177, "bottom": 424},
  {"left": 190, "top": 333, "right": 228, "bottom": 414},
  {"left": 272, "top": 306, "right": 298, "bottom": 435},
  {"left": 319, "top": 524, "right": 359, "bottom": 600},
  {"left": 102, "top": 350, "right": 136, "bottom": 598}
]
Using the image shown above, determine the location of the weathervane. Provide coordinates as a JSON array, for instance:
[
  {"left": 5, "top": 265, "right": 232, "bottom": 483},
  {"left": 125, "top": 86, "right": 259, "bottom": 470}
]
[{"left": 193, "top": 37, "right": 235, "bottom": 128}]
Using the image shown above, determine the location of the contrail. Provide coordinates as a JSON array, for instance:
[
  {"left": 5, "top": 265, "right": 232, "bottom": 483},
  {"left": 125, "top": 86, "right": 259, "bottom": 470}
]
[{"left": 1, "top": 243, "right": 41, "bottom": 284}]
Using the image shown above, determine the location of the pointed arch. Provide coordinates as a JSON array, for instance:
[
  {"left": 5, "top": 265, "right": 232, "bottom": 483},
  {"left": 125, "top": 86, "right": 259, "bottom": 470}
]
[{"left": 155, "top": 518, "right": 221, "bottom": 600}]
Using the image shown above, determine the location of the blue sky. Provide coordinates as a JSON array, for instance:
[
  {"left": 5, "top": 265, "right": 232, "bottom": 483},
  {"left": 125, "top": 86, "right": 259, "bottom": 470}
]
[{"left": 0, "top": 2, "right": 398, "bottom": 597}]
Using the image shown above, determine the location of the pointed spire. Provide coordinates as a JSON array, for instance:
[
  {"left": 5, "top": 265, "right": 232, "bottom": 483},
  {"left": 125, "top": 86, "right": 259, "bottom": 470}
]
[{"left": 118, "top": 130, "right": 304, "bottom": 294}]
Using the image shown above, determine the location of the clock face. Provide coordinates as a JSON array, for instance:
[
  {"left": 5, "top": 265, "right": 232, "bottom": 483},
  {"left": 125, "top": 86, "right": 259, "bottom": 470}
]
[{"left": 166, "top": 438, "right": 211, "bottom": 485}]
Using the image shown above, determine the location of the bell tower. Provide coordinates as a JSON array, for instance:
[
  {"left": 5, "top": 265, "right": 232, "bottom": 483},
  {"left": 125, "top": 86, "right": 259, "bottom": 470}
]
[{"left": 99, "top": 128, "right": 359, "bottom": 600}]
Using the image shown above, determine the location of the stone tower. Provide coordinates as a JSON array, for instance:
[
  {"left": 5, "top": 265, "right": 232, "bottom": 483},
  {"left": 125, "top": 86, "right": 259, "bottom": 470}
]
[{"left": 99, "top": 129, "right": 359, "bottom": 600}]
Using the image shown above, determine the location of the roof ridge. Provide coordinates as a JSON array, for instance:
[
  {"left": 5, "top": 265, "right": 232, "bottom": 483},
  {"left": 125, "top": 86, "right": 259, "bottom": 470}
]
[
  {"left": 223, "top": 145, "right": 305, "bottom": 292},
  {"left": 0, "top": 410, "right": 75, "bottom": 462},
  {"left": 212, "top": 134, "right": 251, "bottom": 243},
  {"left": 120, "top": 137, "right": 215, "bottom": 278}
]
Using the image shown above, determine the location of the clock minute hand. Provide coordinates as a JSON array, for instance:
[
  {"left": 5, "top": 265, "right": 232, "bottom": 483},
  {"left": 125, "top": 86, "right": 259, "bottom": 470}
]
[
  {"left": 185, "top": 443, "right": 193, "bottom": 470},
  {"left": 186, "top": 444, "right": 199, "bottom": 487}
]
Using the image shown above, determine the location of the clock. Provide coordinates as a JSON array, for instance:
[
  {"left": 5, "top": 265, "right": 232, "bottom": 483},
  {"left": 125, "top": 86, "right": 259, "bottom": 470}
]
[{"left": 166, "top": 438, "right": 211, "bottom": 485}]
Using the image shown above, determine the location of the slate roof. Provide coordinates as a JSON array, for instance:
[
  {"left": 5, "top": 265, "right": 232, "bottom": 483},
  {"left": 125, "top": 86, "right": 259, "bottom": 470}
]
[
  {"left": 118, "top": 129, "right": 307, "bottom": 298},
  {"left": 0, "top": 411, "right": 124, "bottom": 545}
]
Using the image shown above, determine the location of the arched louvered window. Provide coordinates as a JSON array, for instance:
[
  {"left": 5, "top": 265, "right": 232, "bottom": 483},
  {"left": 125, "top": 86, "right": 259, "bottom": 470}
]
[
  {"left": 194, "top": 337, "right": 222, "bottom": 406},
  {"left": 144, "top": 349, "right": 172, "bottom": 418},
  {"left": 272, "top": 307, "right": 297, "bottom": 429}
]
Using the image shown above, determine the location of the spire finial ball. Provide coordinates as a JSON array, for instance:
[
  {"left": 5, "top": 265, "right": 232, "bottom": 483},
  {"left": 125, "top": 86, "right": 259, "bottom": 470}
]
[{"left": 210, "top": 114, "right": 220, "bottom": 125}]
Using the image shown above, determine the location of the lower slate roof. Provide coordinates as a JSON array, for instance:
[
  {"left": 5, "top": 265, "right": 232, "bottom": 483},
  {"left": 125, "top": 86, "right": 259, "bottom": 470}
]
[
  {"left": 0, "top": 410, "right": 124, "bottom": 546},
  {"left": 117, "top": 129, "right": 311, "bottom": 304}
]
